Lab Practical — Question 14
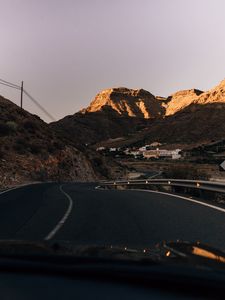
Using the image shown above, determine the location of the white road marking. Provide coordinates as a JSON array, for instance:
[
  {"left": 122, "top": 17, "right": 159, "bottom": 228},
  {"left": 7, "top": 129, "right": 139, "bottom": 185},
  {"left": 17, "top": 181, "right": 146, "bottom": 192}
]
[
  {"left": 0, "top": 186, "right": 23, "bottom": 195},
  {"left": 131, "top": 189, "right": 225, "bottom": 213},
  {"left": 95, "top": 185, "right": 225, "bottom": 213},
  {"left": 0, "top": 182, "right": 40, "bottom": 195},
  {"left": 44, "top": 184, "right": 73, "bottom": 240}
]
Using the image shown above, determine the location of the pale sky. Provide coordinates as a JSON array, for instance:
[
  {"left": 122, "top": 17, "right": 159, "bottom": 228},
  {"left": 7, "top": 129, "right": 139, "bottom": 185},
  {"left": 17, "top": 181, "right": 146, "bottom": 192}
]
[{"left": 1, "top": 0, "right": 225, "bottom": 122}]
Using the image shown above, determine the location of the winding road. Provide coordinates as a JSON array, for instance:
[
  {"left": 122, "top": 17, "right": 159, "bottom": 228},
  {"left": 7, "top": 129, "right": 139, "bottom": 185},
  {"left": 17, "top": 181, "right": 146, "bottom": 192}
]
[{"left": 0, "top": 182, "right": 225, "bottom": 250}]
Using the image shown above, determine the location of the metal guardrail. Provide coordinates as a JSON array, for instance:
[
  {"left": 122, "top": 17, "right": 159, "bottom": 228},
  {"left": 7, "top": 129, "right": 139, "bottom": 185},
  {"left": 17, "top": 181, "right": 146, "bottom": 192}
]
[{"left": 99, "top": 179, "right": 225, "bottom": 194}]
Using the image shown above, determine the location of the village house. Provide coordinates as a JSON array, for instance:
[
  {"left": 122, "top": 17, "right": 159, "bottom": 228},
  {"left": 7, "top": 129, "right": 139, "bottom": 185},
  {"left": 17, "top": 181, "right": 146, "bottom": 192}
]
[{"left": 143, "top": 149, "right": 181, "bottom": 160}]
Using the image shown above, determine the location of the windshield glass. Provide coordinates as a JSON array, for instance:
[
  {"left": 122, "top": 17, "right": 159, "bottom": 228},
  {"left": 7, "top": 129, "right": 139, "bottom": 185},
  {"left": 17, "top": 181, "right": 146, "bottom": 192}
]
[{"left": 1, "top": 0, "right": 225, "bottom": 283}]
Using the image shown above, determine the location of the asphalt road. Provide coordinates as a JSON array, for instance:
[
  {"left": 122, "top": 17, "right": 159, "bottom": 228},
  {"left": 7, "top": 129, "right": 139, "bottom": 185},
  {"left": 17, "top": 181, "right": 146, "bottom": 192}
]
[{"left": 1, "top": 182, "right": 225, "bottom": 250}]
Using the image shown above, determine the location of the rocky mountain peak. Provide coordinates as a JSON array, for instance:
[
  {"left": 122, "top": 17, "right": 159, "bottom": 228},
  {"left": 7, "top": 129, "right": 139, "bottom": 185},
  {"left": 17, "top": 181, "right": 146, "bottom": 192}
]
[
  {"left": 165, "top": 89, "right": 204, "bottom": 116},
  {"left": 164, "top": 79, "right": 225, "bottom": 116},
  {"left": 217, "top": 78, "right": 225, "bottom": 87},
  {"left": 194, "top": 78, "right": 225, "bottom": 105},
  {"left": 81, "top": 87, "right": 163, "bottom": 119}
]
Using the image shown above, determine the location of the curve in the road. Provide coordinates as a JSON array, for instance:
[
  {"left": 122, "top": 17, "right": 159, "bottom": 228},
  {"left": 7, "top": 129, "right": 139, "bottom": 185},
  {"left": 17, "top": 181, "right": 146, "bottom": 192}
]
[
  {"left": 131, "top": 189, "right": 225, "bottom": 213},
  {"left": 1, "top": 182, "right": 225, "bottom": 252},
  {"left": 44, "top": 185, "right": 73, "bottom": 240}
]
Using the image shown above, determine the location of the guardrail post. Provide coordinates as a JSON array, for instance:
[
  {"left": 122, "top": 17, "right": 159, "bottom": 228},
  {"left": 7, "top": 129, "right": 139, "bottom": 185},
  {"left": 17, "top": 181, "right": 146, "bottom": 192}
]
[{"left": 99, "top": 179, "right": 225, "bottom": 205}]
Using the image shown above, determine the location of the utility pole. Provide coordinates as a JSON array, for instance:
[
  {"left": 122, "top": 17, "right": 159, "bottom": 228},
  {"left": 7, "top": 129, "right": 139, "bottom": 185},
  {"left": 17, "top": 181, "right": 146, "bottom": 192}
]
[{"left": 20, "top": 81, "right": 23, "bottom": 108}]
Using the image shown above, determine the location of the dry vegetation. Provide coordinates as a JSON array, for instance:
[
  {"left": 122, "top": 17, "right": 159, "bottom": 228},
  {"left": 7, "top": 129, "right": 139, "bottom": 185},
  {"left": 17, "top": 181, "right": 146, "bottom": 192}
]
[{"left": 0, "top": 95, "right": 123, "bottom": 189}]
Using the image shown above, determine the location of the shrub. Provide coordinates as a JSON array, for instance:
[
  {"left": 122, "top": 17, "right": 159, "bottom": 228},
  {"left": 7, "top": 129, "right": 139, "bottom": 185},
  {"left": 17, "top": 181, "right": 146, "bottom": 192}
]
[
  {"left": 30, "top": 142, "right": 43, "bottom": 154},
  {"left": 14, "top": 138, "right": 29, "bottom": 154},
  {"left": 6, "top": 121, "right": 18, "bottom": 132},
  {"left": 23, "top": 120, "right": 38, "bottom": 132},
  {"left": 0, "top": 122, "right": 10, "bottom": 136},
  {"left": 15, "top": 137, "right": 29, "bottom": 146},
  {"left": 53, "top": 141, "right": 64, "bottom": 150},
  {"left": 13, "top": 143, "right": 26, "bottom": 154},
  {"left": 163, "top": 165, "right": 209, "bottom": 180},
  {"left": 0, "top": 121, "right": 17, "bottom": 136},
  {"left": 47, "top": 143, "right": 56, "bottom": 154}
]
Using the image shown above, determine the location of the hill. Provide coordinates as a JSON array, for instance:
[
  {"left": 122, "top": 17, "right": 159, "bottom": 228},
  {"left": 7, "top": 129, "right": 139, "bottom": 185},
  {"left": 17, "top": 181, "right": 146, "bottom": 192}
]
[
  {"left": 82, "top": 87, "right": 164, "bottom": 118},
  {"left": 164, "top": 89, "right": 203, "bottom": 116},
  {"left": 139, "top": 79, "right": 225, "bottom": 145},
  {"left": 114, "top": 79, "right": 225, "bottom": 148},
  {"left": 52, "top": 78, "right": 225, "bottom": 149},
  {"left": 51, "top": 87, "right": 164, "bottom": 146},
  {"left": 0, "top": 95, "right": 122, "bottom": 188}
]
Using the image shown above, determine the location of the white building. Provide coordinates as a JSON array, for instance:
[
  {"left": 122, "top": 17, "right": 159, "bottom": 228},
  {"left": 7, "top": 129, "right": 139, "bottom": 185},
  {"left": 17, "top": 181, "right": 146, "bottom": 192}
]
[
  {"left": 109, "top": 148, "right": 117, "bottom": 152},
  {"left": 96, "top": 147, "right": 106, "bottom": 151},
  {"left": 158, "top": 149, "right": 181, "bottom": 159},
  {"left": 143, "top": 150, "right": 159, "bottom": 159},
  {"left": 139, "top": 145, "right": 152, "bottom": 152},
  {"left": 143, "top": 149, "right": 181, "bottom": 160}
]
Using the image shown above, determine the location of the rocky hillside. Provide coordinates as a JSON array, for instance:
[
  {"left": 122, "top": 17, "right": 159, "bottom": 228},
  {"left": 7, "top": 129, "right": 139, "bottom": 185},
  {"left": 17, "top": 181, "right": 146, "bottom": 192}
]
[
  {"left": 131, "top": 102, "right": 225, "bottom": 146},
  {"left": 51, "top": 87, "right": 165, "bottom": 146},
  {"left": 82, "top": 87, "right": 164, "bottom": 118},
  {"left": 111, "top": 78, "right": 225, "bottom": 147},
  {"left": 164, "top": 79, "right": 225, "bottom": 116},
  {"left": 194, "top": 79, "right": 225, "bottom": 105},
  {"left": 164, "top": 89, "right": 203, "bottom": 116},
  {"left": 51, "top": 106, "right": 149, "bottom": 146},
  {"left": 6, "top": 77, "right": 225, "bottom": 187},
  {"left": 52, "top": 78, "right": 225, "bottom": 150},
  {"left": 0, "top": 95, "right": 122, "bottom": 188}
]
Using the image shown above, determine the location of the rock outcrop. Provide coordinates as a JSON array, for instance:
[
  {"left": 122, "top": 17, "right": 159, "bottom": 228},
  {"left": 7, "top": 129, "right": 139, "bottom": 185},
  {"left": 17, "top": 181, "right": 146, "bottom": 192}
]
[
  {"left": 164, "top": 79, "right": 225, "bottom": 116},
  {"left": 125, "top": 78, "right": 225, "bottom": 146},
  {"left": 192, "top": 79, "right": 225, "bottom": 105},
  {"left": 165, "top": 89, "right": 203, "bottom": 116},
  {"left": 52, "top": 78, "right": 225, "bottom": 149},
  {"left": 82, "top": 87, "right": 164, "bottom": 118}
]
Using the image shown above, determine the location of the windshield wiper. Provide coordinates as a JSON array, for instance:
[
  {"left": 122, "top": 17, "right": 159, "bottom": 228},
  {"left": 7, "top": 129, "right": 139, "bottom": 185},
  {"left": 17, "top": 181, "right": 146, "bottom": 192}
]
[
  {"left": 0, "top": 240, "right": 225, "bottom": 299},
  {"left": 0, "top": 239, "right": 225, "bottom": 270},
  {"left": 160, "top": 240, "right": 225, "bottom": 270},
  {"left": 0, "top": 240, "right": 161, "bottom": 265}
]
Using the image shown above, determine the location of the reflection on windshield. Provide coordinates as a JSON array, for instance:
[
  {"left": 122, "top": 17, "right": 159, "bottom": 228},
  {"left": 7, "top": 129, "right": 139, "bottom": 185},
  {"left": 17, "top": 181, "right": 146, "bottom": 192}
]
[{"left": 192, "top": 246, "right": 225, "bottom": 263}]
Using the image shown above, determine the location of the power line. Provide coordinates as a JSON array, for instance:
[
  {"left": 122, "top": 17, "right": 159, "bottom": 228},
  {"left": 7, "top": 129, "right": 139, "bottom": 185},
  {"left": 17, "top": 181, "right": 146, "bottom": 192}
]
[
  {"left": 0, "top": 81, "right": 21, "bottom": 90},
  {"left": 23, "top": 90, "right": 56, "bottom": 122},
  {"left": 0, "top": 77, "right": 56, "bottom": 122},
  {"left": 0, "top": 78, "right": 20, "bottom": 88}
]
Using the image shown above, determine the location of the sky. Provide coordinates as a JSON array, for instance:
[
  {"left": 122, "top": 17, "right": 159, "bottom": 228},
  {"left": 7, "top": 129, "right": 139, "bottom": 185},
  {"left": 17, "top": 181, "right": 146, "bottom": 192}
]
[{"left": 0, "top": 0, "right": 225, "bottom": 122}]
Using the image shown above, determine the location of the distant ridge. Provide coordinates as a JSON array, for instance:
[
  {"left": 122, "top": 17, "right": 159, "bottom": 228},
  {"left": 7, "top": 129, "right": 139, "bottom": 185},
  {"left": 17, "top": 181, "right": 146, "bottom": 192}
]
[
  {"left": 52, "top": 78, "right": 225, "bottom": 147},
  {"left": 81, "top": 87, "right": 164, "bottom": 118}
]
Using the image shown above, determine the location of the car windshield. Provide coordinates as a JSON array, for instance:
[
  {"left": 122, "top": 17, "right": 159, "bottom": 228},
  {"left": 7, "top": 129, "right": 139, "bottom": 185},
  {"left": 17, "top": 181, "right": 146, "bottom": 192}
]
[{"left": 1, "top": 0, "right": 225, "bottom": 290}]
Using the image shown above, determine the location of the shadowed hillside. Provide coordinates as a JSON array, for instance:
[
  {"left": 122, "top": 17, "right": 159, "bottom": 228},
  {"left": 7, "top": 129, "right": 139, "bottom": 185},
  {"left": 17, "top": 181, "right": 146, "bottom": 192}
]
[
  {"left": 0, "top": 95, "right": 123, "bottom": 188},
  {"left": 52, "top": 79, "right": 225, "bottom": 148}
]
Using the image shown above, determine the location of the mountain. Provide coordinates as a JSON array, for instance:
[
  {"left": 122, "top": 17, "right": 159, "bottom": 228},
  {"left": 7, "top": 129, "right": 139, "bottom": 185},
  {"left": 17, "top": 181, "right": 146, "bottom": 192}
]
[
  {"left": 52, "top": 78, "right": 225, "bottom": 151},
  {"left": 0, "top": 95, "right": 122, "bottom": 188},
  {"left": 193, "top": 79, "right": 225, "bottom": 105},
  {"left": 165, "top": 89, "right": 203, "bottom": 116},
  {"left": 2, "top": 78, "right": 225, "bottom": 187},
  {"left": 130, "top": 102, "right": 225, "bottom": 146},
  {"left": 51, "top": 107, "right": 148, "bottom": 145},
  {"left": 51, "top": 87, "right": 164, "bottom": 146},
  {"left": 82, "top": 87, "right": 164, "bottom": 118},
  {"left": 114, "top": 79, "right": 225, "bottom": 147},
  {"left": 164, "top": 79, "right": 225, "bottom": 116}
]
